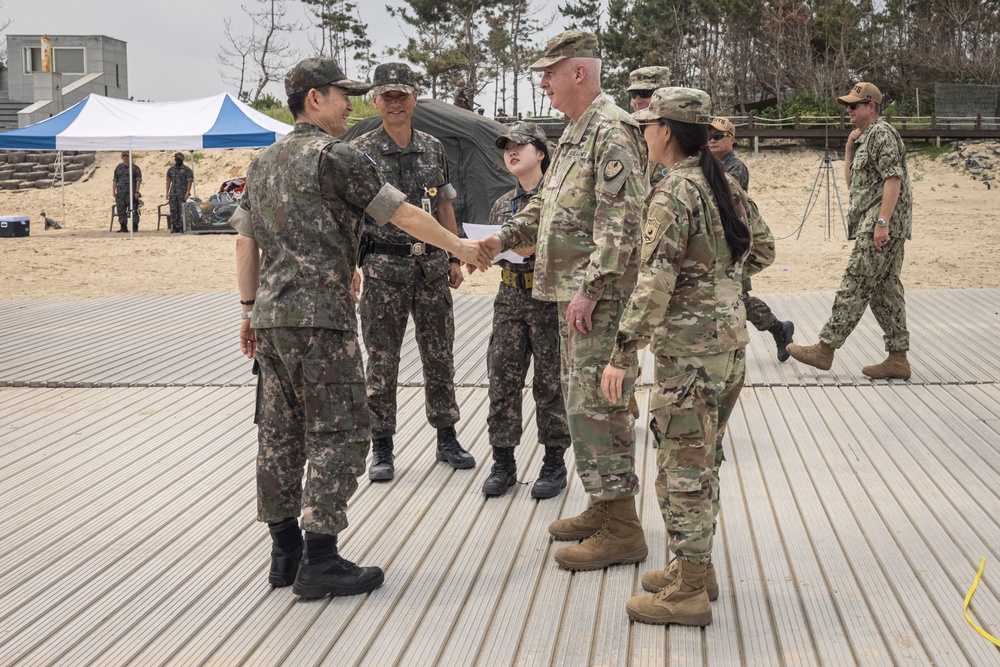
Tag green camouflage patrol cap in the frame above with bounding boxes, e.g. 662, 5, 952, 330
530, 30, 599, 71
372, 62, 419, 95
626, 66, 671, 92
284, 57, 371, 96
494, 120, 548, 149
633, 86, 713, 124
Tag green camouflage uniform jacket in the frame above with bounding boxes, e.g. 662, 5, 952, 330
240, 122, 406, 331
611, 156, 775, 364
351, 125, 457, 281
847, 117, 912, 240
488, 182, 540, 272
497, 93, 647, 302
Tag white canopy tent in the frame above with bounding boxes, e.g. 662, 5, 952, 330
0, 93, 292, 233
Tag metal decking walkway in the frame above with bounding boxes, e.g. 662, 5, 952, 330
1, 291, 998, 666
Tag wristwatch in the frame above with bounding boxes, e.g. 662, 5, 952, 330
241, 311, 253, 320
876, 218, 888, 228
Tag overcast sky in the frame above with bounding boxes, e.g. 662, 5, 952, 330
2, 0, 568, 112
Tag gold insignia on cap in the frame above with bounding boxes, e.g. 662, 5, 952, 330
642, 217, 660, 242
603, 159, 624, 181
426, 186, 438, 197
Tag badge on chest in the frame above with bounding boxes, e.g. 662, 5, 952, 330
422, 186, 437, 214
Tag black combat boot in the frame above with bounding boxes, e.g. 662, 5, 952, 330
531, 446, 568, 499
292, 532, 384, 598
482, 447, 517, 496
267, 517, 303, 587
436, 426, 475, 469
368, 436, 395, 482
768, 320, 795, 362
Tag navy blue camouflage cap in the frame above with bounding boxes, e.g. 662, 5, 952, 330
284, 57, 371, 96
633, 86, 713, 124
494, 121, 547, 149
372, 62, 419, 96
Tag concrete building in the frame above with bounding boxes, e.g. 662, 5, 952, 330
1, 34, 128, 129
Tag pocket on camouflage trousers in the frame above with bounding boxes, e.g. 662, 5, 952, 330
302, 360, 369, 434
649, 367, 700, 444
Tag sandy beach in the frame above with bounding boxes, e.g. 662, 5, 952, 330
1, 145, 997, 300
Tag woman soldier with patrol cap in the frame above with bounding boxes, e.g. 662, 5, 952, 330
601, 87, 774, 626
481, 121, 572, 500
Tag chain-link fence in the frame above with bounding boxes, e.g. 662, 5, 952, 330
934, 84, 1000, 130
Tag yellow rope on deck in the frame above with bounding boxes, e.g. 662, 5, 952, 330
964, 556, 1000, 648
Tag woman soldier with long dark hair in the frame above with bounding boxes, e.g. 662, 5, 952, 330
601, 88, 774, 626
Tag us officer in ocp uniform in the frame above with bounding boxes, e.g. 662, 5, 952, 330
481, 30, 649, 572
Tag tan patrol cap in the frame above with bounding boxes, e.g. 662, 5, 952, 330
633, 87, 712, 124
530, 30, 599, 71
837, 82, 882, 105
626, 66, 671, 92
709, 117, 736, 137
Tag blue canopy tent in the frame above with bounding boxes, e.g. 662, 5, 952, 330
0, 93, 292, 231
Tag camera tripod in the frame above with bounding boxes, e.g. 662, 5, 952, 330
795, 139, 848, 241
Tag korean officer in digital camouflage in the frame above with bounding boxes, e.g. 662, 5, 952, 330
351, 62, 475, 484
232, 57, 491, 600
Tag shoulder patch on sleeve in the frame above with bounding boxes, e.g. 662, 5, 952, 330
596, 142, 637, 197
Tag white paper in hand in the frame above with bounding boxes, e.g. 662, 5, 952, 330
463, 223, 525, 264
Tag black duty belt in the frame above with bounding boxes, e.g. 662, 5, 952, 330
501, 268, 534, 290
371, 240, 439, 257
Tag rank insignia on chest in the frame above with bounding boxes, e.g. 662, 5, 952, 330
642, 217, 660, 243
425, 186, 438, 197
604, 159, 624, 181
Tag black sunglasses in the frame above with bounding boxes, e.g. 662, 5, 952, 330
846, 100, 871, 111
709, 132, 731, 141
628, 89, 654, 100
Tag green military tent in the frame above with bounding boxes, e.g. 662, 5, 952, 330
343, 98, 516, 233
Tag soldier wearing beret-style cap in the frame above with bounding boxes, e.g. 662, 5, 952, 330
234, 57, 491, 601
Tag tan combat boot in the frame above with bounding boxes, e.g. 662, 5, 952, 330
786, 341, 835, 371
548, 501, 607, 541
642, 559, 720, 600
554, 497, 647, 570
862, 351, 911, 379
627, 559, 712, 626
